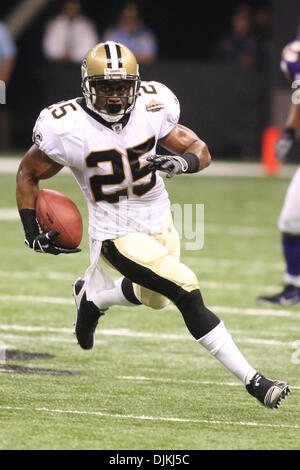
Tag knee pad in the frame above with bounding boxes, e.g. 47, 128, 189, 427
133, 284, 170, 310
156, 255, 199, 292
114, 232, 198, 291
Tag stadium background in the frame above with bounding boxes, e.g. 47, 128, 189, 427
1, 0, 299, 158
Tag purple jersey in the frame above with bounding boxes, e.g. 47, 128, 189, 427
280, 40, 300, 82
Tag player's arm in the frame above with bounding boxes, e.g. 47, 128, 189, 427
16, 145, 80, 254
16, 144, 63, 210
159, 124, 211, 171
147, 124, 211, 178
275, 103, 300, 162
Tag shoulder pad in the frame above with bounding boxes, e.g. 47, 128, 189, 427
39, 99, 80, 133
139, 81, 180, 115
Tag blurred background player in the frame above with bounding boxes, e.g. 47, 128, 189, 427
102, 2, 158, 64
257, 32, 300, 305
213, 4, 260, 71
0, 20, 17, 150
42, 0, 98, 64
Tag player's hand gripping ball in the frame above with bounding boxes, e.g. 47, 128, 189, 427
36, 189, 83, 250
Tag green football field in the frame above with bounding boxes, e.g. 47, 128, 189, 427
0, 164, 299, 450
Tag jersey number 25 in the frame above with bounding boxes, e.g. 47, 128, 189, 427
86, 136, 156, 203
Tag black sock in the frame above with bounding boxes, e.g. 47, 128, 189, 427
176, 289, 220, 339
121, 277, 142, 305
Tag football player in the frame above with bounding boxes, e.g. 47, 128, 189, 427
257, 33, 300, 304
16, 41, 290, 408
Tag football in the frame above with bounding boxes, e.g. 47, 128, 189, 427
36, 189, 83, 249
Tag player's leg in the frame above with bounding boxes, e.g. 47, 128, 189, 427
73, 227, 175, 350
100, 232, 289, 406
74, 225, 291, 407
95, 214, 179, 311
98, 254, 143, 307
258, 167, 300, 304
101, 234, 250, 368
99, 234, 290, 407
73, 277, 107, 350
131, 214, 180, 310
279, 167, 300, 296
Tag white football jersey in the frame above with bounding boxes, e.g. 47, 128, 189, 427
33, 81, 180, 241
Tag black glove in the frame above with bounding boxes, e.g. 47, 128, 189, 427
275, 128, 295, 162
19, 209, 81, 255
147, 153, 200, 178
28, 229, 81, 255
146, 155, 189, 178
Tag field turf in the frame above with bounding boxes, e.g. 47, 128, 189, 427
0, 165, 299, 451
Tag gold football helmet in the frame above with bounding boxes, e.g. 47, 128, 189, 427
81, 41, 140, 122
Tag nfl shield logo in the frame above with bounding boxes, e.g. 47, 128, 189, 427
112, 123, 123, 134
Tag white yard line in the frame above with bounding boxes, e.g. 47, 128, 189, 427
0, 405, 298, 429
0, 209, 19, 220
0, 293, 299, 317
0, 324, 73, 333
117, 375, 300, 391
163, 303, 298, 317
0, 294, 74, 305
203, 224, 276, 237
0, 158, 297, 178
117, 376, 242, 386
0, 158, 70, 175
0, 270, 74, 280
210, 305, 296, 317
183, 256, 284, 270
0, 324, 297, 347
0, 270, 284, 291
0, 333, 77, 344
194, 281, 282, 292
0, 210, 277, 238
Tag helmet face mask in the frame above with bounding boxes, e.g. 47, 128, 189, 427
82, 76, 140, 121
81, 42, 140, 122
